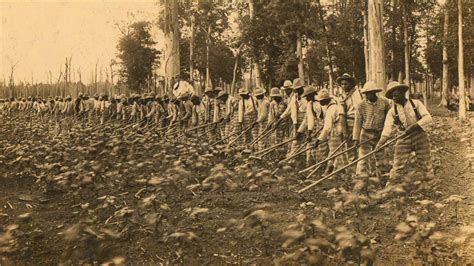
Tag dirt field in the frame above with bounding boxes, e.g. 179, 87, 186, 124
1, 102, 473, 265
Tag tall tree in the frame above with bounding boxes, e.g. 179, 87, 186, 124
402, 1, 411, 88
160, 0, 181, 92
248, 0, 263, 88
367, 0, 386, 89
117, 21, 160, 91
458, 0, 467, 120
441, 0, 450, 107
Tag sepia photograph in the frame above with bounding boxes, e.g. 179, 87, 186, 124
0, 0, 473, 264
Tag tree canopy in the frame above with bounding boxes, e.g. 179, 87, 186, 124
117, 21, 160, 92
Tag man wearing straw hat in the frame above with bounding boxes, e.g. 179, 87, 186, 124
278, 78, 306, 154
235, 87, 258, 145
268, 87, 287, 146
314, 88, 345, 175
297, 85, 325, 165
353, 81, 391, 180
282, 80, 293, 101
337, 73, 362, 167
376, 81, 434, 185
254, 87, 270, 150
216, 90, 237, 139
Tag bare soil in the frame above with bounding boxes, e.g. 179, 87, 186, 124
1, 102, 473, 265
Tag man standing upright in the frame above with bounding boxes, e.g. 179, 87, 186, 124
353, 81, 391, 179
278, 78, 306, 154
337, 73, 362, 167
254, 87, 270, 150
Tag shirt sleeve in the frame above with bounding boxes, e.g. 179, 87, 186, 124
381, 108, 396, 138
414, 100, 432, 131
213, 99, 219, 123
297, 105, 308, 133
290, 99, 298, 125
352, 103, 363, 141
318, 105, 337, 141
307, 102, 315, 131
280, 95, 293, 120
257, 100, 269, 123
337, 97, 346, 116
238, 99, 244, 123
226, 97, 233, 117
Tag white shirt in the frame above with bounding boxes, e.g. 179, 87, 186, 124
381, 99, 432, 138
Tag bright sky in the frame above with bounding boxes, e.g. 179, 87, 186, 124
0, 0, 161, 85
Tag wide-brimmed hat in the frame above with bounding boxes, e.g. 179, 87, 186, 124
214, 87, 222, 92
385, 81, 409, 99
239, 87, 249, 95
336, 73, 356, 86
316, 89, 331, 101
361, 81, 382, 94
283, 80, 293, 89
292, 78, 304, 89
270, 87, 282, 97
217, 91, 229, 99
253, 87, 266, 97
302, 86, 316, 98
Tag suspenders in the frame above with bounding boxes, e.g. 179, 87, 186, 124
393, 99, 422, 130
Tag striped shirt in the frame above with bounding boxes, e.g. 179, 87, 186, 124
353, 97, 391, 140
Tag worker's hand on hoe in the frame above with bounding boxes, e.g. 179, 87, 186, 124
375, 136, 388, 150
305, 130, 312, 143
296, 131, 304, 141
353, 139, 359, 148
405, 123, 421, 135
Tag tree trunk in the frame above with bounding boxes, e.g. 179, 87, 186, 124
458, 0, 466, 120
248, 0, 262, 88
316, 0, 335, 93
163, 0, 181, 93
402, 2, 410, 89
205, 24, 211, 90
441, 0, 450, 107
296, 31, 305, 81
190, 14, 195, 84
363, 9, 370, 82
231, 44, 243, 96
367, 0, 386, 90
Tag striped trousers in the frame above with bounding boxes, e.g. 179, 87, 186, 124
316, 131, 344, 170
257, 122, 269, 151
345, 119, 358, 162
355, 129, 385, 177
389, 130, 433, 181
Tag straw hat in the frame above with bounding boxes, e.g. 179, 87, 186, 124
283, 80, 293, 88
292, 78, 304, 89
336, 73, 356, 86
302, 86, 316, 98
217, 91, 229, 99
239, 87, 250, 95
385, 81, 409, 99
361, 81, 382, 93
253, 87, 266, 97
270, 87, 282, 97
316, 89, 331, 101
